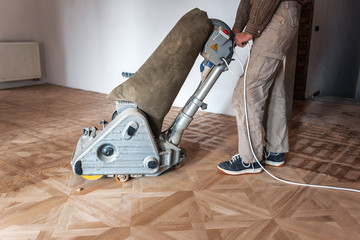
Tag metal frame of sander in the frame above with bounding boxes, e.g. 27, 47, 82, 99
71, 19, 235, 182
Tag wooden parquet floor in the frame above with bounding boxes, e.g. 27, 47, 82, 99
0, 84, 359, 240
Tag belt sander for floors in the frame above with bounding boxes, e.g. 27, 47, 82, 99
71, 8, 235, 182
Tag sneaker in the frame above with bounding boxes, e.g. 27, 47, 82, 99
217, 154, 263, 175
264, 149, 285, 167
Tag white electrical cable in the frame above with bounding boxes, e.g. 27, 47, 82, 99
221, 57, 242, 77
221, 48, 246, 77
224, 43, 360, 193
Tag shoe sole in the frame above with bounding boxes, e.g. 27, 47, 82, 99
265, 160, 284, 167
217, 166, 262, 175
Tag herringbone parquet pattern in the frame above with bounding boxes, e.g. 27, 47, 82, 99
0, 84, 359, 240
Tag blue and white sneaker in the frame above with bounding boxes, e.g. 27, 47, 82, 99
217, 154, 263, 175
264, 149, 285, 167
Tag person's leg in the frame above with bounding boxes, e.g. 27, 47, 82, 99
265, 61, 289, 154
236, 1, 300, 162
263, 2, 300, 166
218, 1, 300, 175
218, 52, 281, 175
232, 52, 282, 164
263, 61, 288, 167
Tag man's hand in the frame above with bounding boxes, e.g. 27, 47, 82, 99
234, 32, 253, 48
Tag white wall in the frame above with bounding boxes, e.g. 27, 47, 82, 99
0, 0, 42, 41
37, 0, 243, 116
306, 0, 360, 98
0, 0, 44, 89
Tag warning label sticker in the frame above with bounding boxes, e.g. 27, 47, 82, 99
211, 44, 218, 51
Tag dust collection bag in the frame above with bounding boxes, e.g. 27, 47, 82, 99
107, 8, 213, 136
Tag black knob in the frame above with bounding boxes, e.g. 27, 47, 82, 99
74, 161, 83, 175
147, 160, 158, 169
127, 126, 136, 136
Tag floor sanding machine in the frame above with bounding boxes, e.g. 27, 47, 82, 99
71, 19, 234, 182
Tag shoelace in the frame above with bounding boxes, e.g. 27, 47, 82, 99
229, 154, 253, 169
229, 154, 240, 164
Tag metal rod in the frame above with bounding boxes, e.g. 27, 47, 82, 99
168, 64, 226, 145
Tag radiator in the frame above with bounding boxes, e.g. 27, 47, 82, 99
0, 42, 42, 82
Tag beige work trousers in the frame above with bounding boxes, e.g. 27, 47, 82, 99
232, 1, 300, 163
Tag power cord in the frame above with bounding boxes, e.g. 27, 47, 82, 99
223, 42, 360, 193
221, 49, 245, 77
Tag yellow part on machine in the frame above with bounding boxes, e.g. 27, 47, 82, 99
81, 175, 103, 180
